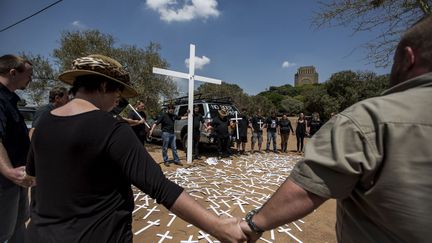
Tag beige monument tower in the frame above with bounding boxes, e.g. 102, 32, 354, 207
294, 66, 319, 86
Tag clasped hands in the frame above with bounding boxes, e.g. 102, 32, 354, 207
213, 216, 262, 243
6, 166, 36, 188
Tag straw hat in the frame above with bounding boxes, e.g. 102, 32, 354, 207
58, 54, 137, 98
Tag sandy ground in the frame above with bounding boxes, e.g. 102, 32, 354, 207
132, 126, 337, 243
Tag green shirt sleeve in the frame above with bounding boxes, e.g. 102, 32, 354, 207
289, 113, 380, 199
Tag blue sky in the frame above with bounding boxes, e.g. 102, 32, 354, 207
0, 0, 391, 95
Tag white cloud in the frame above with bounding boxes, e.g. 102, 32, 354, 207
185, 55, 211, 69
282, 61, 296, 68
71, 20, 87, 29
146, 0, 220, 23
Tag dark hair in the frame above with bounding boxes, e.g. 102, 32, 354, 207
70, 75, 124, 96
49, 86, 68, 103
0, 54, 32, 75
167, 104, 175, 110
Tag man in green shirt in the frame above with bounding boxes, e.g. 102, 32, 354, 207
241, 15, 432, 243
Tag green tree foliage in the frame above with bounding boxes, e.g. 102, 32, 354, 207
313, 0, 431, 67
21, 53, 58, 106
280, 96, 304, 115
196, 81, 249, 109
52, 30, 177, 114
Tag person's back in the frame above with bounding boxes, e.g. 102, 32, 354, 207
323, 74, 432, 242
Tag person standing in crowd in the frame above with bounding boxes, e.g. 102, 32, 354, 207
192, 105, 206, 160
209, 109, 232, 158
240, 16, 432, 243
308, 112, 322, 137
250, 110, 265, 153
265, 112, 279, 153
278, 113, 294, 153
0, 54, 35, 243
295, 112, 307, 153
26, 54, 246, 242
127, 100, 148, 145
29, 86, 69, 138
235, 108, 249, 154
149, 104, 183, 166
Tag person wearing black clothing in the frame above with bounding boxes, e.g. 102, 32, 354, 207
0, 55, 34, 243
192, 105, 205, 159
295, 112, 307, 153
250, 111, 265, 153
278, 114, 294, 153
265, 112, 279, 153
210, 110, 231, 157
308, 112, 322, 137
150, 104, 182, 166
235, 109, 249, 154
26, 54, 246, 243
127, 100, 148, 144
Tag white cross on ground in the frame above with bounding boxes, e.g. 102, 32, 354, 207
198, 230, 215, 243
153, 44, 222, 163
132, 203, 147, 214
278, 226, 302, 243
134, 219, 160, 235
230, 111, 243, 139
166, 213, 177, 227
181, 235, 199, 243
143, 205, 160, 219
156, 230, 173, 243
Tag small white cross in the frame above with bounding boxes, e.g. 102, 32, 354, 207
132, 203, 147, 214
257, 120, 264, 130
278, 226, 303, 243
143, 205, 160, 219
198, 230, 214, 243
166, 213, 177, 227
181, 235, 199, 243
134, 219, 160, 235
156, 231, 173, 243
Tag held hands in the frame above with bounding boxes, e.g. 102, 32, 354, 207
240, 220, 261, 243
213, 216, 247, 242
6, 166, 36, 188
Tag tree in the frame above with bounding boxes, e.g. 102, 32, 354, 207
196, 82, 249, 110
21, 53, 58, 106
52, 30, 177, 114
313, 0, 432, 67
325, 70, 363, 110
280, 96, 304, 115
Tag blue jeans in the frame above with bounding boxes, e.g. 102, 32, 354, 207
162, 132, 179, 162
266, 131, 277, 152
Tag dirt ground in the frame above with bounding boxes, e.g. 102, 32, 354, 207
132, 125, 337, 243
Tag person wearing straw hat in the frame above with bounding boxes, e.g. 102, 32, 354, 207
25, 54, 246, 242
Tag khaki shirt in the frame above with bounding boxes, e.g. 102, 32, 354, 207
290, 72, 432, 243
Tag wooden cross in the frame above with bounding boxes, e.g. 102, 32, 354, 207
153, 44, 222, 163
230, 111, 242, 139
134, 219, 160, 235
181, 235, 199, 243
143, 205, 160, 219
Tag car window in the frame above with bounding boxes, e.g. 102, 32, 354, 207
208, 103, 238, 117
178, 105, 188, 117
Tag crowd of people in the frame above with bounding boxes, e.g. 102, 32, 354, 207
0, 15, 431, 243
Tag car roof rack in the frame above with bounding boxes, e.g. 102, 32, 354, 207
162, 93, 233, 106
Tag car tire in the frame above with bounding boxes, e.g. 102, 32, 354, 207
182, 133, 188, 152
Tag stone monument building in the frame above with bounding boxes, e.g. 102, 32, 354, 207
294, 66, 319, 86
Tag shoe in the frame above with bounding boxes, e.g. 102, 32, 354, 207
164, 161, 170, 167
174, 161, 182, 165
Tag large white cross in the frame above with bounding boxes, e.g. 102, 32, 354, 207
153, 44, 222, 163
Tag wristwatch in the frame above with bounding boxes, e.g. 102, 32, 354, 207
245, 208, 264, 234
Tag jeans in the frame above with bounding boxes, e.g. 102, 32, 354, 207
266, 131, 277, 152
0, 186, 28, 243
162, 132, 179, 162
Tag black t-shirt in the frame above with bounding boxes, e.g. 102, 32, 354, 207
128, 110, 147, 137
0, 84, 30, 188
193, 113, 204, 135
237, 115, 248, 137
32, 103, 55, 128
155, 112, 179, 134
26, 110, 183, 242
211, 116, 230, 138
309, 119, 322, 136
265, 116, 279, 133
250, 116, 265, 132
279, 119, 293, 134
